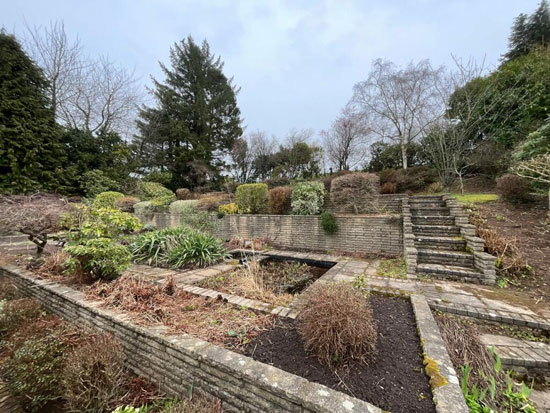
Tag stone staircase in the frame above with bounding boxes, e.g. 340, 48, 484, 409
410, 195, 487, 283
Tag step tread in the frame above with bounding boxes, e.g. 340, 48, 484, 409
417, 263, 481, 276
416, 248, 473, 257
414, 235, 465, 242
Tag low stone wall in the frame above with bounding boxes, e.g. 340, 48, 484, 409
136, 214, 403, 256
324, 194, 406, 214
0, 265, 381, 413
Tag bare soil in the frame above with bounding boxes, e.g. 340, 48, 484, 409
241, 295, 435, 413
477, 199, 550, 303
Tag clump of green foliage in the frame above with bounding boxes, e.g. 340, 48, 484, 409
130, 226, 227, 268
291, 181, 325, 215
376, 258, 407, 279
64, 238, 132, 280
93, 191, 125, 208
320, 211, 338, 234
181, 211, 220, 234
169, 200, 198, 215
452, 193, 499, 204
133, 201, 154, 215
81, 170, 120, 197
219, 202, 238, 215
236, 183, 268, 214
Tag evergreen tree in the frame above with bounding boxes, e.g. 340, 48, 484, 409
0, 31, 62, 193
136, 36, 242, 190
503, 1, 550, 62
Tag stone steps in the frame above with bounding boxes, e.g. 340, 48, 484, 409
411, 207, 451, 216
416, 263, 484, 282
411, 215, 455, 226
414, 236, 467, 251
417, 248, 475, 267
412, 224, 460, 237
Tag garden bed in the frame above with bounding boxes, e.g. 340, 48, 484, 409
241, 294, 436, 413
197, 256, 331, 306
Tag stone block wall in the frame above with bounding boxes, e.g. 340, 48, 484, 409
0, 265, 380, 413
136, 214, 403, 256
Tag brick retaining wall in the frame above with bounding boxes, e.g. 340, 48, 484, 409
0, 265, 381, 413
136, 214, 403, 256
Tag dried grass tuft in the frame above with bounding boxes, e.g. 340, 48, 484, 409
297, 282, 377, 367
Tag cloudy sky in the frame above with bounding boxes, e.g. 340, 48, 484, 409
1, 0, 538, 140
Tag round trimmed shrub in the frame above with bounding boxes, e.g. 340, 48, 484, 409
236, 183, 269, 214
176, 188, 191, 200
93, 191, 124, 209
169, 200, 198, 215
268, 186, 292, 215
138, 182, 174, 200
496, 174, 529, 203
114, 196, 140, 213
320, 211, 338, 234
133, 201, 154, 215
330, 172, 380, 214
297, 282, 377, 367
290, 182, 325, 215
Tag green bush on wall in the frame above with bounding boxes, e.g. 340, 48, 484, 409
236, 183, 268, 214
320, 211, 338, 234
169, 200, 198, 214
93, 191, 124, 208
291, 181, 325, 215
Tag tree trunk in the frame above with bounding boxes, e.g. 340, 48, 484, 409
401, 144, 408, 170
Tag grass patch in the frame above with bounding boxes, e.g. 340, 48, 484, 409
376, 258, 407, 279
452, 193, 499, 204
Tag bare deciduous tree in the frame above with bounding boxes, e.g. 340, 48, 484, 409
351, 59, 444, 169
24, 21, 142, 137
513, 154, 550, 218
321, 106, 370, 171
422, 56, 520, 191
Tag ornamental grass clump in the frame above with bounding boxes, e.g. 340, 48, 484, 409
297, 282, 377, 367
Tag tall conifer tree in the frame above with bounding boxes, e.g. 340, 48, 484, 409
0, 31, 62, 193
136, 36, 242, 190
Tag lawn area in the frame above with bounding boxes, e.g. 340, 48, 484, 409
452, 193, 499, 204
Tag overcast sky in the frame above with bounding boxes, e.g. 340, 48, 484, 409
1, 0, 538, 141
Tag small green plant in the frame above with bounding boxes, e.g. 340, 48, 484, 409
169, 200, 198, 215
376, 258, 407, 279
352, 274, 371, 298
291, 181, 325, 215
166, 231, 228, 268
79, 207, 142, 239
129, 227, 193, 266
93, 191, 125, 208
236, 183, 269, 214
320, 211, 338, 234
65, 238, 132, 280
138, 182, 174, 200
219, 202, 238, 215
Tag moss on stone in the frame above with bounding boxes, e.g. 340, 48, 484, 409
423, 355, 447, 389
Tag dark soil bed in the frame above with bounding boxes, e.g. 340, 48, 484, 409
477, 200, 550, 304
241, 295, 435, 413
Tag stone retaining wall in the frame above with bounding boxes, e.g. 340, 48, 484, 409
0, 265, 381, 413
136, 214, 403, 256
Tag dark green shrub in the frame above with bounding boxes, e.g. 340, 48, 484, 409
62, 333, 126, 413
150, 194, 176, 211
143, 170, 172, 186
268, 186, 292, 214
64, 238, 132, 280
320, 211, 338, 234
2, 330, 66, 411
236, 183, 269, 214
265, 177, 290, 189
330, 172, 380, 214
167, 231, 227, 268
93, 191, 124, 208
496, 174, 529, 203
138, 182, 174, 200
291, 182, 325, 215
81, 170, 120, 198
114, 196, 140, 212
